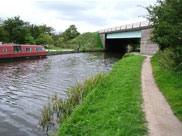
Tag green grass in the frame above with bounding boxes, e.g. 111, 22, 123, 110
45, 46, 73, 51
65, 32, 104, 50
58, 55, 147, 136
151, 52, 182, 121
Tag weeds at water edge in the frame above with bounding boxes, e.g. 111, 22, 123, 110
39, 73, 104, 135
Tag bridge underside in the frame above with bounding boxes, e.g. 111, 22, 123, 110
104, 30, 141, 52
105, 38, 140, 52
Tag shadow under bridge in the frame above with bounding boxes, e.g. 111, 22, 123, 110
105, 30, 141, 52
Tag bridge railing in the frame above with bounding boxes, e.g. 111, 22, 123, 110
98, 21, 152, 34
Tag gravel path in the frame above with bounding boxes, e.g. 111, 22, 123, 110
142, 56, 182, 136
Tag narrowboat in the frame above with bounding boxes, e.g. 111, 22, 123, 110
0, 44, 48, 61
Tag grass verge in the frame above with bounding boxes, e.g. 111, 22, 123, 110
58, 55, 147, 136
151, 52, 182, 121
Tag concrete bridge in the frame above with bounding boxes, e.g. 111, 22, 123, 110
98, 21, 159, 55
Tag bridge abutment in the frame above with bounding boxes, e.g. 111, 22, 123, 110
140, 28, 159, 55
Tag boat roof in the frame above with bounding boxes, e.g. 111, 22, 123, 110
0, 44, 44, 47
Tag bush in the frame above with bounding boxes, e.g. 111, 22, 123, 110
147, 0, 182, 73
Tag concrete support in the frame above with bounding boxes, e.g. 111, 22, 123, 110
140, 28, 159, 55
99, 34, 106, 48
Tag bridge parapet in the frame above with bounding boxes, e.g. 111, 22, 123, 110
98, 21, 153, 34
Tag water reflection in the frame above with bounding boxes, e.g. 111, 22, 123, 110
0, 52, 122, 136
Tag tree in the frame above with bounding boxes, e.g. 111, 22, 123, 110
147, 0, 182, 72
146, 0, 182, 50
38, 24, 54, 35
62, 25, 80, 42
29, 24, 41, 40
3, 16, 29, 44
36, 33, 54, 45
55, 37, 64, 46
0, 25, 9, 43
25, 33, 35, 44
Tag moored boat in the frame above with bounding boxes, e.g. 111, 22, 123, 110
0, 44, 48, 61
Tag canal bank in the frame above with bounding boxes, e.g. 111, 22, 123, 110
44, 54, 147, 136
0, 52, 121, 136
47, 49, 105, 56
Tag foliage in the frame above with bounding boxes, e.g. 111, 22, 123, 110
36, 33, 54, 45
25, 33, 35, 44
58, 55, 146, 136
2, 16, 29, 44
64, 32, 103, 50
55, 37, 64, 46
0, 16, 77, 47
0, 25, 9, 42
29, 24, 41, 39
151, 51, 182, 121
147, 0, 182, 50
153, 48, 175, 71
0, 16, 102, 50
147, 0, 182, 72
39, 74, 105, 134
61, 25, 80, 42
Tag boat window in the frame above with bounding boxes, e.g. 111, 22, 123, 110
13, 46, 21, 53
35, 47, 44, 51
3, 48, 7, 52
26, 47, 31, 52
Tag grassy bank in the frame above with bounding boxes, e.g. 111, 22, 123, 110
40, 74, 105, 134
151, 52, 182, 121
57, 55, 146, 136
47, 32, 103, 51
67, 32, 103, 50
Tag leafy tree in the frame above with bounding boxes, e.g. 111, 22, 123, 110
147, 0, 182, 50
25, 33, 35, 44
36, 33, 54, 45
38, 24, 54, 35
3, 16, 29, 44
0, 25, 9, 43
55, 37, 64, 46
147, 0, 182, 72
29, 24, 41, 40
62, 25, 80, 42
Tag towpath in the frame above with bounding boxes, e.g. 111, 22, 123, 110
141, 56, 182, 136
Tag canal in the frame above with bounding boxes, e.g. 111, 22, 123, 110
0, 52, 122, 136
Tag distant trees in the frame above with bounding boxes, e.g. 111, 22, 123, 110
36, 33, 54, 45
0, 16, 80, 47
61, 25, 80, 42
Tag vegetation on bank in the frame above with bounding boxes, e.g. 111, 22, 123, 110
0, 16, 104, 51
147, 0, 182, 72
147, 0, 182, 121
46, 32, 104, 51
56, 55, 146, 136
39, 74, 105, 134
151, 51, 182, 121
64, 32, 103, 50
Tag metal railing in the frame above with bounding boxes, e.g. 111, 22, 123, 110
98, 21, 153, 34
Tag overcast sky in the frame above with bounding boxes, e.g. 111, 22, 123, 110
0, 0, 156, 33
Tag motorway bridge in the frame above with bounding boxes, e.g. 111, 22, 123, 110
98, 21, 159, 55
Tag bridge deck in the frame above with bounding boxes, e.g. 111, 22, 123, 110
107, 30, 141, 39
98, 21, 152, 34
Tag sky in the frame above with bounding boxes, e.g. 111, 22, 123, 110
0, 0, 157, 33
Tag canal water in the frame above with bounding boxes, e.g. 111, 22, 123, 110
0, 52, 122, 136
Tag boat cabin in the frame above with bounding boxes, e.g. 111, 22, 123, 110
0, 44, 48, 60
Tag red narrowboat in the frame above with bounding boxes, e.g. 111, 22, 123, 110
0, 44, 48, 61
